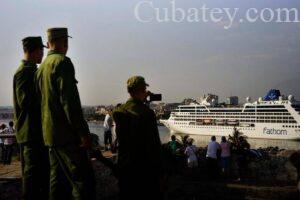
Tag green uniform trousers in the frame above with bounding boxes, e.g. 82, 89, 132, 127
22, 143, 49, 200
49, 144, 95, 200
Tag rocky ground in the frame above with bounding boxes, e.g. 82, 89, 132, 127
0, 160, 22, 200
0, 148, 299, 200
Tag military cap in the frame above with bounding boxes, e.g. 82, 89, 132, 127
22, 36, 46, 50
47, 27, 72, 41
127, 76, 149, 91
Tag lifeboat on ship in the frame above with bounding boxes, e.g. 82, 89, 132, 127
227, 119, 239, 125
203, 119, 212, 124
196, 119, 203, 125
215, 119, 225, 125
239, 123, 251, 127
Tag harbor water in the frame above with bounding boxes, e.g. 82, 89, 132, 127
88, 122, 300, 150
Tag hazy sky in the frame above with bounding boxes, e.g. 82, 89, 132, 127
0, 0, 300, 106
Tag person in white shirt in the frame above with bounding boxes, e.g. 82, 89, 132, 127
103, 110, 113, 151
206, 136, 220, 179
184, 138, 198, 168
0, 124, 5, 164
3, 121, 15, 165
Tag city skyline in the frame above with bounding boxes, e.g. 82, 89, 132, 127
0, 0, 300, 106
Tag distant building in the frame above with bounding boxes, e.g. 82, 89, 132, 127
82, 106, 96, 115
0, 107, 14, 120
182, 98, 198, 105
199, 94, 219, 106
95, 106, 107, 115
226, 96, 239, 106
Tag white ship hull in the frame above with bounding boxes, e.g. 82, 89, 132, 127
161, 90, 300, 140
160, 120, 300, 140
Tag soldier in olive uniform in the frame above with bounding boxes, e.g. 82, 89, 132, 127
113, 76, 163, 200
13, 37, 49, 200
35, 28, 95, 200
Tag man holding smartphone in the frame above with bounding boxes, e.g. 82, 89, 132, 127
113, 76, 163, 200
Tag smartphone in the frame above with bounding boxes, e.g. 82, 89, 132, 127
149, 94, 162, 102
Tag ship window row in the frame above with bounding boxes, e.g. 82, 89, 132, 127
243, 110, 289, 113
174, 119, 296, 123
178, 105, 286, 109
181, 106, 206, 108
173, 116, 293, 119
256, 109, 288, 112
174, 110, 208, 113
240, 120, 255, 122
174, 117, 296, 121
173, 118, 290, 122
291, 105, 300, 109
257, 120, 297, 123
257, 113, 290, 115
174, 118, 297, 123
256, 105, 285, 108
246, 108, 287, 110
176, 125, 255, 130
174, 112, 290, 115
178, 107, 196, 109
257, 116, 294, 119
174, 122, 187, 125
244, 110, 289, 112
174, 117, 255, 120
186, 113, 256, 116
175, 114, 292, 117
283, 125, 300, 128
243, 106, 286, 108
184, 113, 289, 116
208, 110, 243, 112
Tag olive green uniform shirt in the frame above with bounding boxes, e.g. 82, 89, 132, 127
113, 98, 162, 174
13, 60, 43, 144
36, 50, 89, 147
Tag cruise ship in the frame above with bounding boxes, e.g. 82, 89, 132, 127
161, 90, 300, 140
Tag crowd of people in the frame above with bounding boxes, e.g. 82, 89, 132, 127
167, 133, 251, 181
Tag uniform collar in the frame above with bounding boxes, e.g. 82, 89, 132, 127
21, 60, 37, 68
47, 50, 65, 56
127, 97, 144, 105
